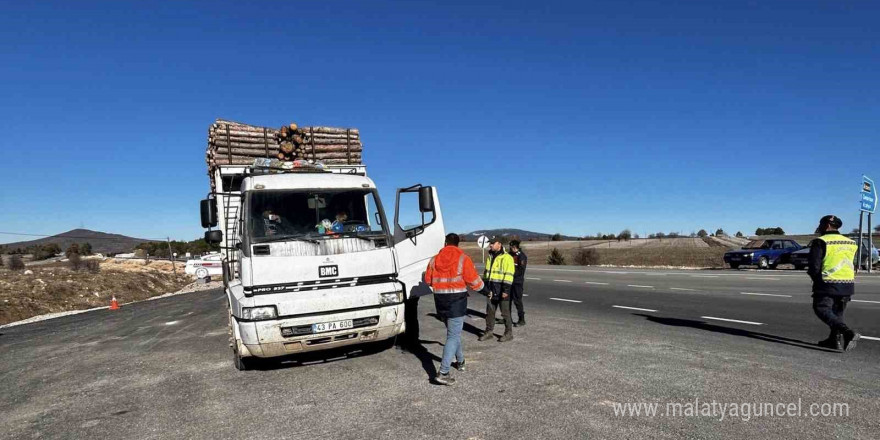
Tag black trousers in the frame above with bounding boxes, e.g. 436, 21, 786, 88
403, 295, 420, 344
812, 295, 850, 333
510, 282, 525, 320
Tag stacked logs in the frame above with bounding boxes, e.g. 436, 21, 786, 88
206, 119, 363, 169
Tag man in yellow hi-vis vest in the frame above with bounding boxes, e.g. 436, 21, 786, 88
809, 215, 861, 352
479, 237, 516, 342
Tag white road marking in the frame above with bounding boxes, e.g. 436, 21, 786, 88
602, 271, 630, 274
550, 297, 582, 303
862, 336, 880, 341
701, 316, 764, 326
852, 299, 880, 304
523, 294, 529, 297
612, 305, 658, 312
670, 287, 698, 292
746, 277, 779, 281
584, 281, 609, 285
526, 277, 542, 280
627, 285, 654, 288
740, 292, 792, 298
553, 279, 573, 283
643, 273, 667, 276
691, 275, 719, 278
165, 321, 179, 326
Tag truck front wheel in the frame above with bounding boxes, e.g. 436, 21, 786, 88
233, 347, 254, 371
758, 257, 769, 270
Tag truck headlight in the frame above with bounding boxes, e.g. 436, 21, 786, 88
379, 291, 403, 305
242, 306, 278, 321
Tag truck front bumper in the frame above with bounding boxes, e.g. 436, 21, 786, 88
235, 303, 405, 358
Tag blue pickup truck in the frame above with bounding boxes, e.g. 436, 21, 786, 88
723, 239, 802, 270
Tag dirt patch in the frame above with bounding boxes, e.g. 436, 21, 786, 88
0, 260, 193, 326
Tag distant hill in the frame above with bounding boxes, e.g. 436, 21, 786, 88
460, 228, 580, 242
0, 229, 149, 255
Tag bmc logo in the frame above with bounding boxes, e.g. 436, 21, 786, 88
319, 265, 339, 278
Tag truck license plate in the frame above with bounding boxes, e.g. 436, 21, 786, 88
312, 320, 353, 333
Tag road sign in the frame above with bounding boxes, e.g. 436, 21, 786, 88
477, 235, 489, 250
861, 175, 876, 213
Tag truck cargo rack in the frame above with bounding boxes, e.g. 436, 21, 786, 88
241, 164, 365, 177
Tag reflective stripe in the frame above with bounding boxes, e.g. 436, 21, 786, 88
822, 258, 852, 278
433, 287, 467, 294
434, 276, 464, 283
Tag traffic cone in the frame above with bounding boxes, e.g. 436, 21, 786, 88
109, 295, 120, 310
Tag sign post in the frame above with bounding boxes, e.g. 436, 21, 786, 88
477, 235, 489, 264
859, 176, 876, 273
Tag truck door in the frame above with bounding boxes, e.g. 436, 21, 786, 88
393, 185, 445, 299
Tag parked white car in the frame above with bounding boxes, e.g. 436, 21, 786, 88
184, 254, 224, 279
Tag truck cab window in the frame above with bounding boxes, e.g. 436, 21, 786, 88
397, 190, 435, 231
248, 189, 388, 243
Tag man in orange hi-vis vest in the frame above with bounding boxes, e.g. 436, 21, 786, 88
425, 233, 485, 386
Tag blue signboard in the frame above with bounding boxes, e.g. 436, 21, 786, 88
861, 175, 876, 213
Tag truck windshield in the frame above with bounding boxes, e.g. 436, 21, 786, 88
248, 189, 388, 243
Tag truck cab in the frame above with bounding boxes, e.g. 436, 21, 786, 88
201, 163, 444, 370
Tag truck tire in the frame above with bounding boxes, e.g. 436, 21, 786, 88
729, 263, 740, 269
233, 347, 254, 371
758, 257, 769, 270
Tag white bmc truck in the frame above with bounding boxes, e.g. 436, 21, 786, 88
201, 161, 444, 370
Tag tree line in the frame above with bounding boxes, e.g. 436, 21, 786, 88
133, 238, 219, 259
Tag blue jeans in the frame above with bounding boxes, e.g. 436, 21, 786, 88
439, 316, 464, 374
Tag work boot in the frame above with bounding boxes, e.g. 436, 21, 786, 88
434, 372, 455, 386
817, 331, 842, 351
452, 359, 466, 372
478, 331, 495, 341
843, 330, 861, 352
498, 332, 514, 342
514, 316, 526, 327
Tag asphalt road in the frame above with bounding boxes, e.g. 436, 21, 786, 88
1, 266, 878, 439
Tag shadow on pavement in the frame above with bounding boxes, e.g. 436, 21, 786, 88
427, 312, 483, 337
635, 314, 839, 353
249, 339, 399, 371
467, 308, 487, 319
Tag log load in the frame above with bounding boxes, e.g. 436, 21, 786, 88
206, 119, 364, 173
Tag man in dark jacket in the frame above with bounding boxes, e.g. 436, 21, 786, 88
425, 233, 484, 385
808, 215, 861, 352
508, 240, 528, 326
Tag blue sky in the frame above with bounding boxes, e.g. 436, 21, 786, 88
1, 1, 878, 243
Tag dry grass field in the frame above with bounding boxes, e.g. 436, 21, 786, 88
460, 239, 733, 268
0, 259, 193, 326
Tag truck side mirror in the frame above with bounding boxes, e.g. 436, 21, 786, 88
204, 230, 223, 244
418, 186, 434, 213
201, 199, 217, 228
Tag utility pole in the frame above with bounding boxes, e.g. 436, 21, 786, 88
166, 237, 176, 274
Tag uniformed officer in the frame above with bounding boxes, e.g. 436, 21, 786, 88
479, 237, 516, 342
809, 215, 861, 351
508, 240, 528, 326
